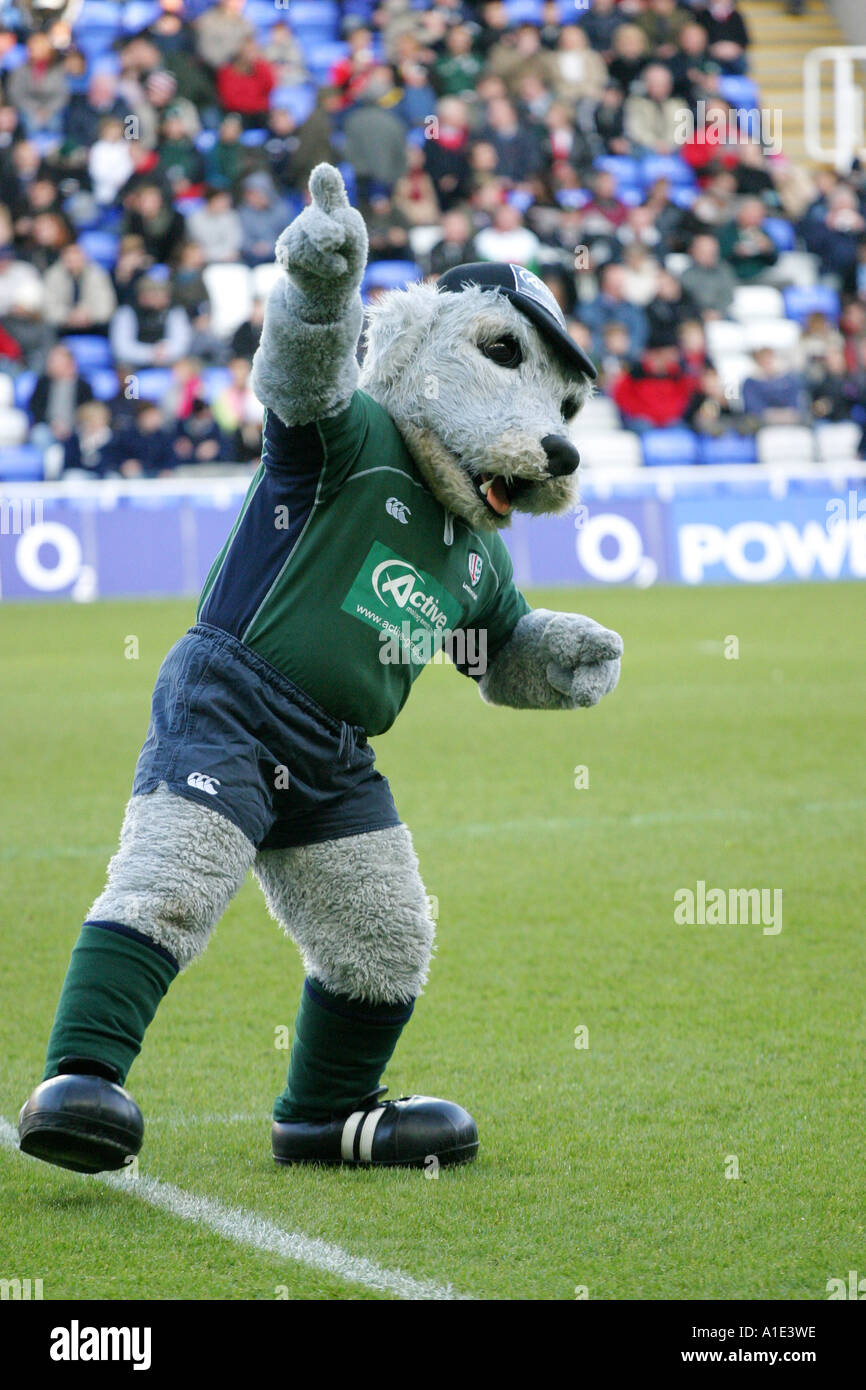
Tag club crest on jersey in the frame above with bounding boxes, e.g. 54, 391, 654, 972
468, 551, 483, 586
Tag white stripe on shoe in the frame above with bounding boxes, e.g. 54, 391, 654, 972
357, 1106, 387, 1163
340, 1110, 365, 1163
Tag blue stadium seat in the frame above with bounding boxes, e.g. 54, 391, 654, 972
88, 368, 121, 401
618, 185, 644, 206
593, 155, 640, 187
763, 217, 796, 252
504, 0, 544, 23
30, 132, 62, 157
136, 369, 174, 401
698, 433, 759, 465
718, 75, 760, 109
0, 44, 26, 72
76, 0, 124, 26
783, 286, 841, 324
194, 129, 218, 152
0, 446, 43, 481
285, 1, 339, 30
670, 186, 697, 208
202, 366, 232, 402
555, 189, 591, 209
74, 28, 122, 59
342, 0, 376, 18
639, 154, 695, 188
240, 128, 268, 146
14, 371, 37, 410
337, 161, 357, 205
79, 230, 120, 270
363, 260, 423, 294
642, 428, 699, 467
122, 1, 161, 31
62, 336, 113, 371
306, 41, 350, 77
271, 85, 317, 124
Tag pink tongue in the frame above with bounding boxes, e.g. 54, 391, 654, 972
485, 477, 511, 516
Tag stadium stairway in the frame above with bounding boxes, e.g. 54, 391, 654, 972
740, 0, 862, 169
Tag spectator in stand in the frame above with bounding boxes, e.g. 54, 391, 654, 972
801, 185, 866, 294
216, 38, 275, 123
433, 23, 483, 96
474, 202, 541, 267
393, 142, 442, 226
583, 262, 649, 359
487, 22, 556, 98
424, 96, 472, 211
237, 172, 289, 266
646, 267, 699, 341
88, 116, 136, 207
717, 197, 778, 281
261, 20, 309, 87
426, 208, 475, 276
697, 0, 751, 77
685, 366, 756, 436
680, 95, 738, 176
156, 108, 206, 196
173, 240, 211, 319
582, 169, 629, 232
343, 71, 409, 198
194, 0, 254, 72
591, 81, 629, 155
621, 241, 660, 307
173, 397, 231, 465
637, 0, 691, 61
211, 355, 263, 462
186, 186, 244, 262
63, 401, 122, 477
110, 269, 193, 366
742, 348, 808, 424
625, 63, 686, 155
29, 343, 94, 447
230, 297, 264, 359
122, 182, 188, 265
7, 31, 67, 134
43, 242, 117, 337
290, 87, 340, 186
669, 22, 717, 104
330, 22, 378, 109
551, 26, 608, 105
114, 400, 179, 477
607, 24, 650, 94
261, 106, 298, 187
364, 188, 412, 262
579, 0, 624, 57
482, 96, 545, 182
810, 344, 860, 424
63, 68, 127, 153
681, 233, 737, 317
613, 325, 698, 430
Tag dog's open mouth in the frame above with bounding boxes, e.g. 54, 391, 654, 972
477, 474, 532, 517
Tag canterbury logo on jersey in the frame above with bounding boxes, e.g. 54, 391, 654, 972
187, 772, 220, 795
385, 496, 410, 524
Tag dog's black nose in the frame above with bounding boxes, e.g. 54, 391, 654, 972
541, 434, 581, 477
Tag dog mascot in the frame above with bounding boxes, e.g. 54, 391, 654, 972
19, 165, 622, 1172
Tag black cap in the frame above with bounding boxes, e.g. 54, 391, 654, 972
436, 261, 597, 381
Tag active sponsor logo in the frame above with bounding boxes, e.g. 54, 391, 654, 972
342, 542, 463, 661
468, 551, 483, 586
385, 496, 411, 524
186, 772, 220, 795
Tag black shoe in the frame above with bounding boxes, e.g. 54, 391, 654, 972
17, 1059, 144, 1174
272, 1090, 479, 1168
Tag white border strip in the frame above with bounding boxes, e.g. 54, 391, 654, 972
0, 1117, 467, 1301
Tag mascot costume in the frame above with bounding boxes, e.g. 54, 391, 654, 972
19, 166, 622, 1172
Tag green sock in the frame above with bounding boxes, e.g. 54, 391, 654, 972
43, 922, 179, 1086
274, 978, 414, 1123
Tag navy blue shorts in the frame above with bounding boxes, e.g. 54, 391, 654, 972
132, 623, 400, 850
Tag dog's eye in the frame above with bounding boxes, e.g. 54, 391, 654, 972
562, 396, 579, 422
479, 335, 523, 369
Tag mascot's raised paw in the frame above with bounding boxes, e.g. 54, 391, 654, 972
541, 611, 623, 707
274, 163, 368, 289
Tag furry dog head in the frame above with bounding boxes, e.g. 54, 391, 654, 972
359, 265, 595, 532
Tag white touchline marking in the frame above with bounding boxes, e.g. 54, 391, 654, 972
0, 1117, 468, 1301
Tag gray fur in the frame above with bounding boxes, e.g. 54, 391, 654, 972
479, 609, 622, 710
250, 163, 592, 528
250, 163, 368, 426
254, 825, 435, 1005
88, 783, 256, 969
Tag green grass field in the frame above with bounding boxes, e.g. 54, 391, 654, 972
1, 583, 864, 1301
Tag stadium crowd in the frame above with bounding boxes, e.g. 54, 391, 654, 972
1, 0, 866, 478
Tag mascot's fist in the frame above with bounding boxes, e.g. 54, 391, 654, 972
541, 611, 622, 707
275, 163, 368, 292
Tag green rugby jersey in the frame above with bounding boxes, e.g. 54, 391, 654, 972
197, 390, 530, 736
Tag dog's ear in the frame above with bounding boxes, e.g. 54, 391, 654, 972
361, 281, 442, 391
